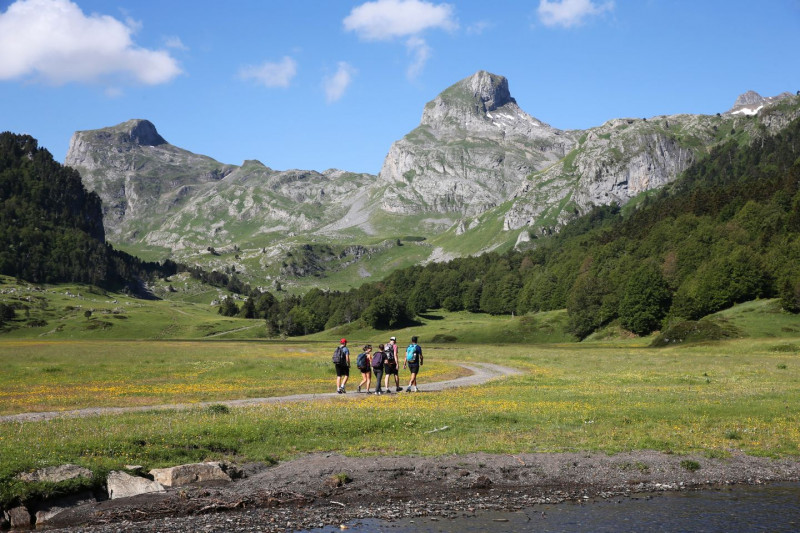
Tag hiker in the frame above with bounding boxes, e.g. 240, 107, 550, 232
403, 336, 423, 392
356, 344, 373, 393
333, 338, 351, 394
372, 343, 386, 394
384, 336, 401, 392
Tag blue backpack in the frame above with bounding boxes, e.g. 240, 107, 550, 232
356, 352, 368, 368
406, 343, 420, 363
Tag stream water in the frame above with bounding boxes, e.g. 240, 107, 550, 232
303, 483, 800, 532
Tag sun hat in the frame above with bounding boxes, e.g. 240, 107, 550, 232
390, 336, 396, 341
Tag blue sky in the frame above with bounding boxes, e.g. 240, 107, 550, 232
1, 0, 799, 174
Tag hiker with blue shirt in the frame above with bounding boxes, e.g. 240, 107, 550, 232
403, 336, 423, 392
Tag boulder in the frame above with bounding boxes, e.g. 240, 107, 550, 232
34, 491, 96, 527
149, 462, 233, 487
16, 464, 93, 483
107, 471, 165, 500
4, 506, 30, 529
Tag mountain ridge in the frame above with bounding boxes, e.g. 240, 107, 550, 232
63, 72, 800, 293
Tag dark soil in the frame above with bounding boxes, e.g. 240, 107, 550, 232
43, 451, 800, 532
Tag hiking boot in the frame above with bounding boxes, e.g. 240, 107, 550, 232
396, 386, 402, 392
406, 386, 412, 392
357, 385, 361, 393
337, 388, 342, 394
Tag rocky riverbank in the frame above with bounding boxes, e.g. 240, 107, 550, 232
35, 450, 800, 532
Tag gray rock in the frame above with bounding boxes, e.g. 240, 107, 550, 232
34, 491, 96, 527
149, 462, 233, 487
4, 506, 30, 529
16, 464, 93, 483
378, 71, 576, 217
107, 471, 165, 499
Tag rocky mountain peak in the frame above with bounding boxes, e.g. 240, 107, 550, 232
728, 90, 796, 116
122, 119, 167, 146
462, 70, 515, 112
420, 71, 519, 129
733, 90, 764, 107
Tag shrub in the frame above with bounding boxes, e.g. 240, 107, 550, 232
680, 460, 701, 472
650, 320, 738, 347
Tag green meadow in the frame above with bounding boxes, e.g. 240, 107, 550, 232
1, 278, 799, 507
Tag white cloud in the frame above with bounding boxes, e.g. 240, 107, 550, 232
344, 0, 457, 40
405, 36, 431, 80
239, 56, 297, 88
344, 0, 456, 79
538, 0, 614, 28
324, 62, 356, 103
0, 0, 181, 85
165, 36, 188, 51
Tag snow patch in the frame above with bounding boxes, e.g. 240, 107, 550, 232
731, 105, 763, 116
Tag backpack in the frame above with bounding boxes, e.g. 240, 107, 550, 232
332, 346, 344, 364
385, 349, 396, 365
356, 352, 368, 368
371, 350, 384, 368
406, 343, 419, 363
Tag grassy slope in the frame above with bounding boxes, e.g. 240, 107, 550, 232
303, 309, 577, 345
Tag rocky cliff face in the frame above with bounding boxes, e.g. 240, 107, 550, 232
65, 120, 375, 251
378, 76, 800, 236
65, 120, 235, 241
378, 71, 577, 217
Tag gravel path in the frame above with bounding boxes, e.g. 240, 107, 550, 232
0, 362, 522, 423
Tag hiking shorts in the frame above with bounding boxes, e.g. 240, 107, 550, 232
335, 363, 350, 377
407, 363, 420, 374
384, 364, 398, 375
358, 366, 370, 374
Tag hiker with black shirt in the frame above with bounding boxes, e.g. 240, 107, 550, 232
356, 344, 373, 393
372, 343, 386, 394
384, 336, 401, 392
403, 336, 423, 392
333, 338, 351, 394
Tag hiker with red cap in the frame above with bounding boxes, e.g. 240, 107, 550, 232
332, 338, 351, 394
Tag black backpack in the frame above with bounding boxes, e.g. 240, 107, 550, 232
385, 349, 396, 365
371, 350, 384, 368
332, 346, 345, 364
